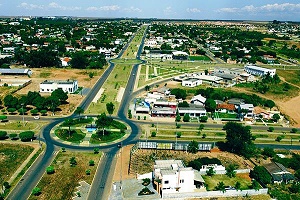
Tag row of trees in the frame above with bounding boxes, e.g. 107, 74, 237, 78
3, 89, 68, 114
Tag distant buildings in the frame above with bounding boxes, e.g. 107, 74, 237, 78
40, 79, 78, 94
0, 68, 33, 76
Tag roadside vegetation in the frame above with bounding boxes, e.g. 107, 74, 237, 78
28, 151, 101, 200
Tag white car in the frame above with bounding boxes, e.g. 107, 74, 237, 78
33, 116, 40, 120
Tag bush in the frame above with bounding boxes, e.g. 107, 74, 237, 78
94, 148, 99, 154
183, 113, 190, 122
200, 116, 208, 122
151, 131, 156, 137
176, 132, 181, 138
276, 135, 284, 142
32, 187, 41, 196
70, 157, 77, 166
3, 182, 10, 189
142, 178, 151, 186
138, 187, 154, 196
19, 131, 34, 142
86, 169, 91, 175
46, 166, 55, 174
0, 131, 7, 140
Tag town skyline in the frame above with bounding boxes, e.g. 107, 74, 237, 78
1, 0, 300, 22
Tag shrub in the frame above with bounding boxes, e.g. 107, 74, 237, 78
70, 157, 77, 166
142, 178, 151, 186
144, 116, 146, 120
268, 127, 274, 132
32, 187, 41, 196
176, 132, 181, 138
9, 133, 18, 140
202, 133, 207, 139
61, 147, 66, 152
46, 166, 55, 174
137, 116, 140, 120
138, 187, 154, 196
86, 169, 91, 175
19, 131, 34, 142
94, 148, 99, 154
200, 116, 208, 122
3, 182, 10, 189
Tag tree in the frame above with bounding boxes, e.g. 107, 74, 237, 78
175, 114, 181, 122
170, 88, 187, 99
95, 113, 112, 136
18, 107, 27, 115
215, 181, 226, 193
0, 131, 7, 140
74, 107, 84, 119
64, 118, 73, 137
145, 85, 150, 91
262, 147, 276, 158
94, 148, 99, 154
46, 166, 55, 174
199, 124, 205, 131
46, 96, 60, 114
251, 180, 260, 191
224, 122, 256, 158
30, 109, 39, 115
183, 113, 190, 122
51, 88, 68, 103
268, 127, 274, 132
204, 98, 216, 113
70, 157, 77, 166
19, 131, 34, 142
265, 100, 275, 110
272, 114, 280, 122
178, 101, 189, 107
187, 140, 199, 153
106, 102, 115, 117
206, 167, 216, 176
32, 187, 41, 196
7, 108, 16, 114
70, 51, 88, 69
289, 182, 300, 193
226, 164, 238, 178
175, 132, 181, 138
291, 128, 298, 133
3, 182, 10, 189
250, 166, 271, 185
89, 160, 95, 166
151, 131, 156, 137
235, 181, 241, 191
188, 159, 202, 170
9, 133, 17, 140
86, 169, 91, 175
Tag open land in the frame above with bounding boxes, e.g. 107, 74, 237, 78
28, 151, 101, 200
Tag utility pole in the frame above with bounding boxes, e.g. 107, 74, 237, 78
21, 103, 25, 126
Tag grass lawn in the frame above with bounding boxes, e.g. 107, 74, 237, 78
203, 174, 252, 191
190, 55, 211, 61
216, 112, 238, 119
54, 129, 86, 143
28, 151, 101, 200
0, 143, 34, 186
0, 120, 46, 131
90, 131, 125, 144
277, 69, 300, 86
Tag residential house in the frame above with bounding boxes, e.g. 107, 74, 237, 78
181, 78, 202, 87
151, 101, 177, 117
264, 162, 294, 184
254, 107, 271, 119
191, 94, 206, 106
153, 160, 205, 197
40, 79, 78, 94
216, 103, 236, 113
60, 57, 71, 67
177, 105, 207, 118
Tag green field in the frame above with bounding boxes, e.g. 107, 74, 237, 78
190, 55, 211, 61
203, 174, 252, 191
54, 129, 86, 143
90, 131, 125, 144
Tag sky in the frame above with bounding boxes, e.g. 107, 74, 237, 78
1, 0, 300, 21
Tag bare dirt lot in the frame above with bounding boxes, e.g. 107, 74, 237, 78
14, 68, 105, 115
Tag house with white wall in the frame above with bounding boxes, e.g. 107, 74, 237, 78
153, 160, 203, 196
40, 79, 78, 94
177, 105, 207, 118
182, 78, 202, 87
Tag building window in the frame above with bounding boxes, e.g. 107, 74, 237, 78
164, 180, 169, 184
180, 179, 184, 183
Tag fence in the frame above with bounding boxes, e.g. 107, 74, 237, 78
198, 169, 250, 175
162, 188, 268, 199
137, 141, 212, 151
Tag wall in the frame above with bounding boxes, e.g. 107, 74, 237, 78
198, 169, 250, 175
162, 188, 268, 199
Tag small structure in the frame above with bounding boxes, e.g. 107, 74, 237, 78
0, 68, 33, 76
264, 162, 294, 184
40, 79, 78, 94
244, 65, 276, 77
191, 94, 206, 106
181, 78, 202, 87
199, 164, 225, 173
216, 103, 236, 113
239, 103, 254, 119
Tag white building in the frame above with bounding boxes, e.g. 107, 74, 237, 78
177, 105, 207, 118
191, 94, 206, 106
199, 164, 225, 173
40, 79, 78, 94
153, 160, 196, 194
182, 78, 202, 87
244, 65, 276, 77
239, 103, 254, 119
